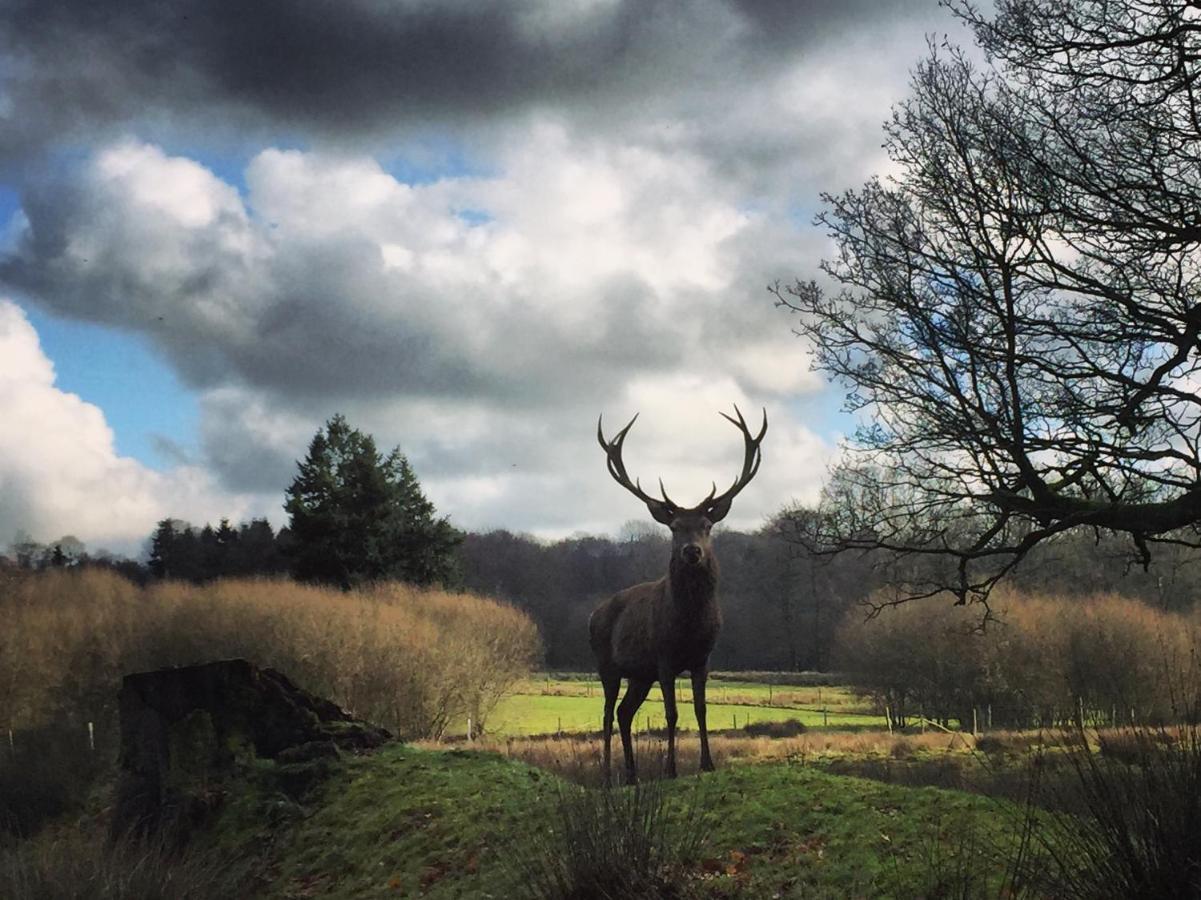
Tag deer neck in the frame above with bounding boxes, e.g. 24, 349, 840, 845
668, 555, 719, 612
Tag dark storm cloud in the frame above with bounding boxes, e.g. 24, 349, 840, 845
0, 0, 946, 168
0, 0, 957, 518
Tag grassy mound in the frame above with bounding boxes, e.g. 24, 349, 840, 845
202, 744, 1022, 898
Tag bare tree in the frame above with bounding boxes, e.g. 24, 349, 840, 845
776, 1, 1201, 609
591, 407, 766, 784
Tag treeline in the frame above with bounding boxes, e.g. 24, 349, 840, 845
146, 518, 290, 581
457, 526, 867, 670
455, 523, 1201, 671
1, 518, 872, 672
2, 518, 291, 585
8, 515, 1201, 673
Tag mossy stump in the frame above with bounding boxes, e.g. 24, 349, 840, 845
112, 658, 390, 841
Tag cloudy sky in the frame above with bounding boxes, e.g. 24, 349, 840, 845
0, 0, 966, 555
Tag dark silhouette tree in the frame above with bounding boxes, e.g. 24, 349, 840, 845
147, 518, 205, 581
776, 1, 1201, 609
284, 414, 461, 588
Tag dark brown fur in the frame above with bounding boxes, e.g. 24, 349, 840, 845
594, 406, 764, 783
590, 530, 722, 781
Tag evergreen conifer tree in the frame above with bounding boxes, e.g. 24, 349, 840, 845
285, 415, 461, 588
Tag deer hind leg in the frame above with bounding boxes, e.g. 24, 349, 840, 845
600, 673, 621, 786
616, 677, 653, 785
659, 668, 679, 778
691, 666, 715, 772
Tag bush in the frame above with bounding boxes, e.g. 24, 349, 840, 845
0, 569, 542, 742
835, 590, 1199, 730
741, 719, 806, 738
1012, 720, 1201, 899
509, 781, 711, 900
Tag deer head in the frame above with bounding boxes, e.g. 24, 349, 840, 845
597, 405, 767, 568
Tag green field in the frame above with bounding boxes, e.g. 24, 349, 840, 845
461, 676, 886, 737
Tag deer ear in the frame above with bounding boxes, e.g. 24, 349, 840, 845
647, 502, 675, 526
705, 497, 733, 523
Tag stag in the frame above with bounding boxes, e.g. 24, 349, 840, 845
591, 406, 767, 784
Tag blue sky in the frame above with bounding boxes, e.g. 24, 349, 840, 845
0, 0, 961, 554
21, 307, 199, 470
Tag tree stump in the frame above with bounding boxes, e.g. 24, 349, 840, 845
112, 658, 390, 841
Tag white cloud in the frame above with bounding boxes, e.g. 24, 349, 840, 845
0, 300, 275, 553
3, 131, 841, 538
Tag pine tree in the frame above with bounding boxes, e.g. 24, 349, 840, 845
284, 415, 461, 588
147, 519, 177, 580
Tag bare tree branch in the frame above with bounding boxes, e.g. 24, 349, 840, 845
778, 6, 1201, 604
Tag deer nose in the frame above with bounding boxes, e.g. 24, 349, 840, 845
682, 544, 703, 564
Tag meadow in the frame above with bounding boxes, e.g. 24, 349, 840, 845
4, 568, 1199, 898
459, 676, 885, 737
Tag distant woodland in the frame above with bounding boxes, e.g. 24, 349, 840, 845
9, 515, 1201, 672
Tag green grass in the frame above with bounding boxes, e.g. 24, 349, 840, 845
211, 743, 1023, 898
463, 676, 884, 737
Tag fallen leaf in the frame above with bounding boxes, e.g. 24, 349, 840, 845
420, 864, 447, 888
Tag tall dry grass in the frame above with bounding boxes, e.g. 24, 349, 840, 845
0, 568, 541, 741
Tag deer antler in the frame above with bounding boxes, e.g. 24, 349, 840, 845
597, 414, 680, 522
704, 405, 767, 522
598, 406, 766, 524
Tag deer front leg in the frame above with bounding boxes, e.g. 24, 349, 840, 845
691, 666, 715, 772
617, 678, 653, 785
659, 668, 679, 778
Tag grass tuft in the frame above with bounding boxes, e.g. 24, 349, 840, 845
508, 780, 712, 900
0, 828, 242, 900
1012, 721, 1201, 899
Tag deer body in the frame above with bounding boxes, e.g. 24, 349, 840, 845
593, 406, 765, 784
592, 563, 721, 681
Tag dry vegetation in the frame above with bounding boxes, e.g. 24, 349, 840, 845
0, 568, 541, 741
439, 727, 986, 787
837, 589, 1201, 729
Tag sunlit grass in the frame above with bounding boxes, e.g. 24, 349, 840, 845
456, 675, 885, 738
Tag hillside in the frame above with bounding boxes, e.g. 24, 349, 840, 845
202, 744, 1022, 898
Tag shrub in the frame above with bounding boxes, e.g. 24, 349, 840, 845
1012, 721, 1201, 899
508, 781, 711, 900
741, 719, 806, 738
835, 589, 1199, 730
0, 569, 542, 743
